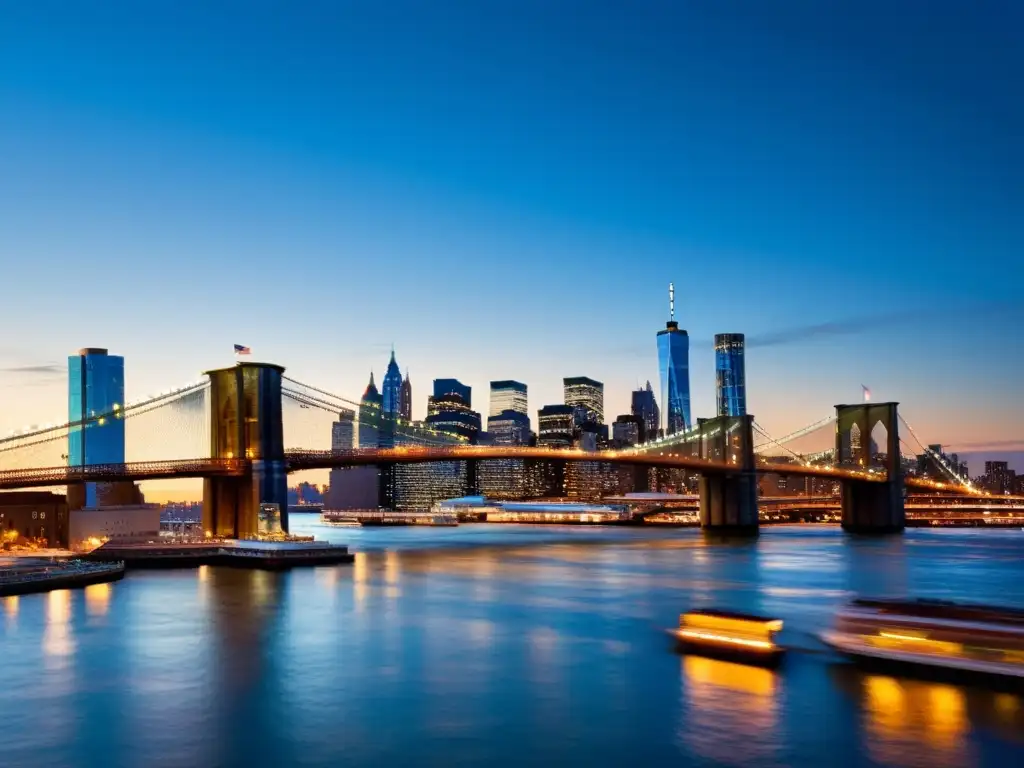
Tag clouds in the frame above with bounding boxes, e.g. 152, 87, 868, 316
0, 364, 64, 375
744, 301, 1019, 349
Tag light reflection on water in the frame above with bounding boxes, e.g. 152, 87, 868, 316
681, 656, 781, 765
0, 524, 1022, 767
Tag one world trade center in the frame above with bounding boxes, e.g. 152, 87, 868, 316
657, 283, 691, 435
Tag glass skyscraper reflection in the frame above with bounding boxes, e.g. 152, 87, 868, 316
714, 333, 746, 417
68, 348, 125, 508
657, 320, 691, 434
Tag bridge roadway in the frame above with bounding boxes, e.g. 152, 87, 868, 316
0, 446, 983, 494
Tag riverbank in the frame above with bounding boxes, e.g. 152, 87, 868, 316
0, 557, 124, 597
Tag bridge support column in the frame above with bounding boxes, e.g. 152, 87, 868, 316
840, 478, 904, 534
835, 402, 904, 534
202, 362, 289, 538
699, 472, 759, 533
697, 415, 759, 535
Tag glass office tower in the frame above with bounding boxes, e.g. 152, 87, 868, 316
657, 321, 691, 434
489, 380, 528, 418
714, 333, 747, 417
563, 376, 604, 426
68, 348, 126, 508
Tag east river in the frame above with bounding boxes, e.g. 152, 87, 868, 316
2, 522, 1023, 767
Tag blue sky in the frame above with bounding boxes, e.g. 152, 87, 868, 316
1, 1, 1021, 473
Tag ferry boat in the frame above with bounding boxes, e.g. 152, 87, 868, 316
669, 609, 785, 666
820, 598, 1024, 684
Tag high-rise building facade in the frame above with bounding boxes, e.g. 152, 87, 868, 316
984, 461, 1015, 495
489, 380, 528, 419
382, 350, 403, 416
657, 283, 691, 434
537, 404, 574, 447
714, 333, 746, 417
487, 409, 531, 445
612, 415, 642, 447
433, 378, 472, 407
358, 372, 382, 448
426, 390, 482, 442
331, 409, 355, 451
563, 376, 604, 426
482, 406, 532, 500
631, 381, 659, 442
68, 348, 126, 509
399, 371, 412, 422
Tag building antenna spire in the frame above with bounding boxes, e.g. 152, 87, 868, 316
669, 282, 675, 322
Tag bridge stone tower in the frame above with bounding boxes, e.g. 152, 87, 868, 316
697, 414, 758, 534
835, 402, 904, 534
203, 362, 289, 538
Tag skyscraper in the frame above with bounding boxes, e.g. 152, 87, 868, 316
426, 388, 481, 442
358, 372, 382, 448
489, 380, 528, 418
630, 381, 659, 442
433, 378, 472, 406
487, 410, 531, 445
612, 415, 642, 447
399, 371, 412, 422
537, 405, 574, 447
68, 348, 125, 508
714, 333, 746, 417
563, 376, 604, 426
331, 409, 355, 451
657, 283, 691, 434
381, 349, 403, 416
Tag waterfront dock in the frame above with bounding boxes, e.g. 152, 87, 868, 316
85, 538, 355, 570
0, 557, 125, 597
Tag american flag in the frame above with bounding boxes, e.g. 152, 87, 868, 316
234, 344, 251, 355
862, 384, 871, 402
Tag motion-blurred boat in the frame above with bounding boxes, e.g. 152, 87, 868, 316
669, 609, 785, 666
821, 598, 1024, 684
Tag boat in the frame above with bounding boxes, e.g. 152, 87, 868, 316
820, 598, 1024, 685
669, 609, 785, 666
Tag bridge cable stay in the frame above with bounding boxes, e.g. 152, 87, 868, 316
751, 415, 837, 453
751, 422, 814, 467
636, 422, 706, 451
0, 380, 209, 449
897, 415, 976, 492
0, 382, 210, 472
124, 385, 209, 464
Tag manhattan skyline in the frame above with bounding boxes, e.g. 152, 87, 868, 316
1, 1, 1021, 471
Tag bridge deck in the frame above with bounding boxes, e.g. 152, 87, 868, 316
0, 448, 989, 496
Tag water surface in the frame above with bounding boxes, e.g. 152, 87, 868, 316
2, 522, 1023, 767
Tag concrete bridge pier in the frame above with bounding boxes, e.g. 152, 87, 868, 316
697, 415, 759, 535
840, 478, 904, 534
835, 402, 905, 534
699, 471, 759, 534
202, 362, 289, 538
